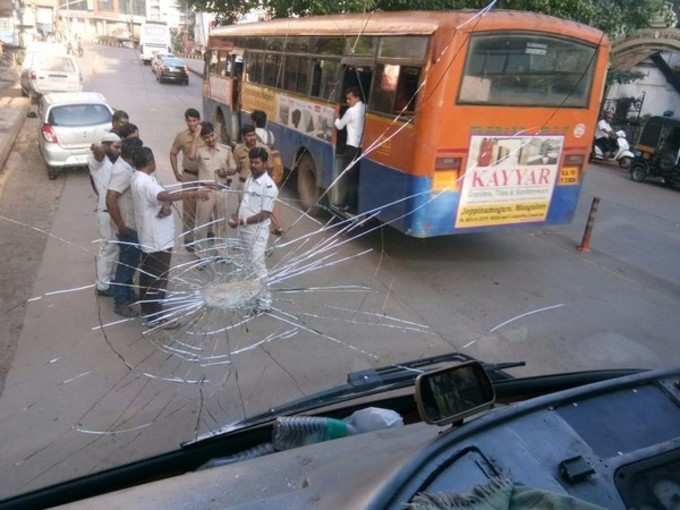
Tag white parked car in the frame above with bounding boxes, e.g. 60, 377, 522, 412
38, 92, 113, 179
20, 43, 69, 97
23, 55, 82, 99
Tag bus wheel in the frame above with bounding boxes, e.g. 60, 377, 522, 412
296, 153, 320, 212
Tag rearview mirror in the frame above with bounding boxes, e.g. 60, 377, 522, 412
415, 362, 495, 426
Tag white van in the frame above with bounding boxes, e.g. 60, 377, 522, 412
139, 21, 171, 64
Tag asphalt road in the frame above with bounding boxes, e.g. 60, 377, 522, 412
1, 45, 679, 498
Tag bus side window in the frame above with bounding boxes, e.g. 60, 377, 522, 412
371, 64, 421, 115
311, 59, 340, 101
262, 54, 283, 88
246, 53, 263, 83
395, 66, 421, 112
284, 56, 310, 95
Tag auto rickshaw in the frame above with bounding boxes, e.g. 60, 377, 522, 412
630, 116, 680, 188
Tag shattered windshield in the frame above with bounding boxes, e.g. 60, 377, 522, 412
0, 8, 678, 503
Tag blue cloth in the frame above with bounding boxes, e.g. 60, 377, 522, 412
111, 229, 141, 306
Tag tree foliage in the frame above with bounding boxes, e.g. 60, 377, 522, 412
186, 0, 668, 37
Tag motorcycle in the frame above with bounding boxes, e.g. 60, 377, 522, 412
590, 130, 635, 169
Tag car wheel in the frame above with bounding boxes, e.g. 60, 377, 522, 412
47, 165, 58, 180
296, 153, 321, 213
630, 163, 648, 183
619, 156, 632, 169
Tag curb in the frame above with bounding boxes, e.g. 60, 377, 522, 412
187, 65, 204, 79
0, 98, 30, 173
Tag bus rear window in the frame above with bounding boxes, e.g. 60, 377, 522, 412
458, 34, 596, 108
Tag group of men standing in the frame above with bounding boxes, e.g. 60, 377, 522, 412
89, 108, 280, 328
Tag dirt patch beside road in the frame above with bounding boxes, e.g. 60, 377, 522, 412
0, 115, 66, 396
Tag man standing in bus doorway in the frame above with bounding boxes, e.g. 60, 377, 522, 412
170, 108, 203, 252
193, 121, 238, 256
334, 87, 365, 213
229, 147, 278, 313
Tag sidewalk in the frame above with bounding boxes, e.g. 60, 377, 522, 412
184, 57, 204, 78
0, 50, 30, 173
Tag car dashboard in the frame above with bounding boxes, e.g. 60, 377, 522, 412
41, 369, 680, 509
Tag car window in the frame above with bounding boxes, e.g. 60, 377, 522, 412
37, 57, 76, 73
163, 59, 185, 66
48, 104, 112, 126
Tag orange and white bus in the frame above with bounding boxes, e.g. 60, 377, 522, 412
201, 10, 609, 237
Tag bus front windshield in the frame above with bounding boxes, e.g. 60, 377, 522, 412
458, 34, 597, 107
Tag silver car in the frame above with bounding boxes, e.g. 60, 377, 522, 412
38, 92, 113, 179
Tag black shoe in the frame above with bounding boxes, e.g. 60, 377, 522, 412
114, 304, 139, 318
96, 288, 113, 297
184, 244, 195, 253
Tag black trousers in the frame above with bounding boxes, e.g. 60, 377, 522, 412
338, 145, 361, 210
595, 137, 614, 154
139, 250, 172, 318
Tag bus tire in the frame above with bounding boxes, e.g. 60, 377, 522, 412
296, 153, 321, 212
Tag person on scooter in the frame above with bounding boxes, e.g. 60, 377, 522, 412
595, 111, 615, 157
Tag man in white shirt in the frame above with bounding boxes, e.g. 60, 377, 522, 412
595, 111, 615, 156
333, 87, 365, 212
251, 110, 276, 147
106, 137, 144, 317
229, 147, 279, 313
88, 132, 121, 296
131, 147, 209, 328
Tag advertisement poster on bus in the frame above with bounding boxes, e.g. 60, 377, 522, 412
277, 95, 335, 143
209, 77, 232, 107
241, 82, 278, 121
455, 135, 564, 229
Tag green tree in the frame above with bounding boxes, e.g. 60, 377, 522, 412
187, 0, 667, 37
187, 0, 258, 24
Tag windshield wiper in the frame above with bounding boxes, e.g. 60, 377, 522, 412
188, 352, 525, 445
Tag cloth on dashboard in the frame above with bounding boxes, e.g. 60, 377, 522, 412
407, 477, 605, 510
